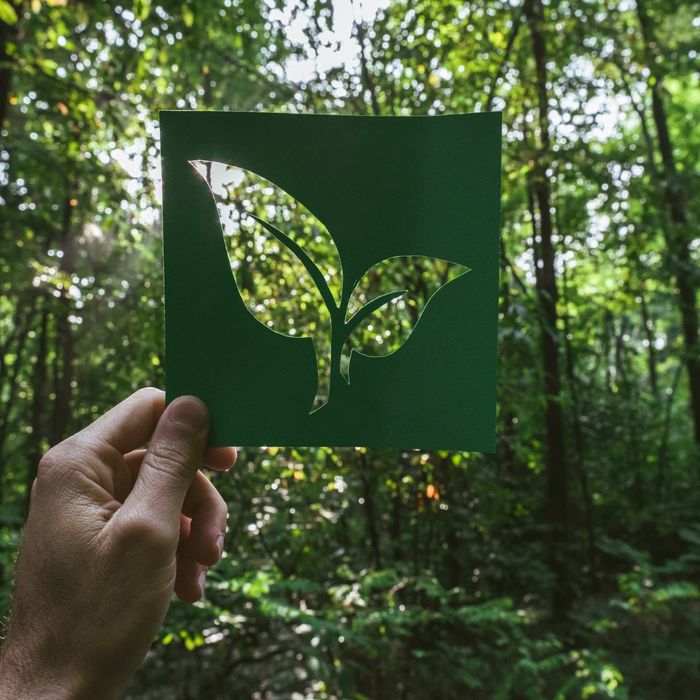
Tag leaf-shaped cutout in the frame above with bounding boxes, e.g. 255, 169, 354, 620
191, 160, 343, 412
191, 161, 343, 305
343, 255, 470, 374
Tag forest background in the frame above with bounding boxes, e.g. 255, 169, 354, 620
1, 0, 699, 698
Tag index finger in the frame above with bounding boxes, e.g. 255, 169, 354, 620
80, 387, 166, 454
202, 446, 237, 471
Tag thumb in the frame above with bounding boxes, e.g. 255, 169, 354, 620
123, 396, 209, 533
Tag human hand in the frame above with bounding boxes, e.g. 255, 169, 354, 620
0, 388, 236, 700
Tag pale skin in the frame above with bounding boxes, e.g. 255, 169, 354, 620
0, 388, 236, 700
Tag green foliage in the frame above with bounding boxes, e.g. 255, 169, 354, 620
1, 0, 699, 698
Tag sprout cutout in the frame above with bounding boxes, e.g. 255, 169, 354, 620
192, 160, 471, 413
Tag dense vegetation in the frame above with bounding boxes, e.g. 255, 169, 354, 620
1, 0, 699, 697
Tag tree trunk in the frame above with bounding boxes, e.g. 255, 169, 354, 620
498, 272, 520, 473
49, 193, 76, 445
0, 296, 36, 480
639, 288, 659, 397
24, 303, 49, 517
603, 311, 613, 392
484, 6, 524, 111
354, 17, 381, 117
389, 454, 405, 559
561, 260, 597, 590
636, 0, 700, 443
0, 3, 18, 136
524, 0, 570, 617
360, 453, 382, 569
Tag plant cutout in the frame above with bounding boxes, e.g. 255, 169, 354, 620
191, 160, 471, 413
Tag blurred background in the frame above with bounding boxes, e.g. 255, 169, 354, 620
1, 0, 699, 698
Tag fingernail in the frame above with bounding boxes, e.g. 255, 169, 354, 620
168, 397, 208, 432
216, 533, 225, 559
198, 567, 207, 596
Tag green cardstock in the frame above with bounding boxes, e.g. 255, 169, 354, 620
160, 111, 501, 451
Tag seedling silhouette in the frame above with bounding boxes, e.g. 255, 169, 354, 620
192, 160, 470, 413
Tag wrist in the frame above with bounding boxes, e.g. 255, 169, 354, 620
0, 635, 119, 700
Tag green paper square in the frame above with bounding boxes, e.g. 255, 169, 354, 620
160, 111, 501, 451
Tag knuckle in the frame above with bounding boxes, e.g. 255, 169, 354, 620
83, 434, 122, 471
37, 434, 107, 484
36, 443, 71, 480
135, 386, 163, 401
116, 515, 173, 556
131, 386, 165, 424
68, 431, 119, 467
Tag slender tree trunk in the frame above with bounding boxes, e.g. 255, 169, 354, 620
0, 295, 34, 607
499, 273, 520, 472
561, 261, 597, 589
411, 508, 420, 576
524, 0, 570, 617
657, 363, 684, 497
639, 289, 659, 396
484, 7, 524, 111
439, 454, 461, 588
360, 453, 382, 569
0, 2, 20, 136
636, 0, 700, 443
354, 17, 381, 117
49, 193, 76, 445
389, 454, 405, 559
603, 311, 613, 392
0, 297, 36, 477
614, 316, 627, 386
24, 304, 49, 517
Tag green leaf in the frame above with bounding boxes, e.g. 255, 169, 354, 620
135, 0, 151, 20
37, 57, 58, 74
0, 1, 18, 25
182, 4, 194, 28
